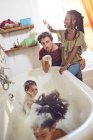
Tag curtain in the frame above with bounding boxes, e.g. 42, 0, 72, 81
81, 0, 93, 30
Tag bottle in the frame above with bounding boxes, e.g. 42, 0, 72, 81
17, 38, 19, 46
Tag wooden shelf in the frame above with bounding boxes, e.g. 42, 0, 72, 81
5, 44, 38, 55
0, 24, 34, 34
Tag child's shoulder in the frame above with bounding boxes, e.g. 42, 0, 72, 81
53, 128, 67, 139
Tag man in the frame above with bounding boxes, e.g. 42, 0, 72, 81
38, 31, 86, 80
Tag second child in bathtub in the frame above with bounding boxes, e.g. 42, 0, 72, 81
23, 80, 38, 114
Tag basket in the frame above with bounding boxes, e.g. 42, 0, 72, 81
20, 18, 32, 26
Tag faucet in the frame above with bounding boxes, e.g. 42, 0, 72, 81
0, 67, 13, 90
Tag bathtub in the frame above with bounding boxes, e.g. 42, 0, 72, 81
0, 67, 93, 140
83, 68, 93, 89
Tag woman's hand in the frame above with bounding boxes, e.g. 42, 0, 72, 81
47, 24, 54, 32
80, 58, 86, 70
59, 66, 67, 74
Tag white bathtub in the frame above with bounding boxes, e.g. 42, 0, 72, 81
0, 67, 93, 140
83, 68, 93, 89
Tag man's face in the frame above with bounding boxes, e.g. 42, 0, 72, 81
33, 127, 54, 140
40, 37, 53, 53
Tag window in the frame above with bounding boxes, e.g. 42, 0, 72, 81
37, 0, 65, 42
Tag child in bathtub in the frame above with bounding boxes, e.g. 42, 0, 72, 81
23, 80, 38, 114
27, 89, 69, 140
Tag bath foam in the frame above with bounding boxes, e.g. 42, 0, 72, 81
1, 67, 93, 140
6, 101, 35, 140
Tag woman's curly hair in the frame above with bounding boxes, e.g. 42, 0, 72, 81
67, 10, 84, 33
35, 89, 69, 121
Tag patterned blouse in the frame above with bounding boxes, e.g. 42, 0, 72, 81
57, 30, 87, 65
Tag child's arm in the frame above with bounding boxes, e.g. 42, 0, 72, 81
53, 128, 67, 139
23, 96, 29, 114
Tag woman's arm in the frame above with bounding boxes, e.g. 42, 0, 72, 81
80, 58, 86, 70
48, 24, 59, 33
65, 46, 80, 67
59, 46, 80, 74
43, 20, 59, 33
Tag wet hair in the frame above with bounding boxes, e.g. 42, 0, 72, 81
24, 80, 37, 92
67, 10, 84, 33
37, 32, 53, 43
28, 89, 69, 129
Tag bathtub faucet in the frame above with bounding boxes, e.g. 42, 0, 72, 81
0, 67, 14, 90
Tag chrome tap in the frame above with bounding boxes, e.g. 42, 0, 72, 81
0, 67, 13, 90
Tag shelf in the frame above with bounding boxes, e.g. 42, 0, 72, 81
5, 44, 38, 55
0, 24, 34, 34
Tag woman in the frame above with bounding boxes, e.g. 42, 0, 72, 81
48, 10, 87, 81
27, 89, 69, 140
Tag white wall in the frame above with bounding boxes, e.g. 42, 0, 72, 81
0, 0, 42, 50
7, 46, 41, 77
0, 0, 42, 77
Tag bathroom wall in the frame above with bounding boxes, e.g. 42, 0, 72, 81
7, 46, 41, 77
0, 0, 42, 77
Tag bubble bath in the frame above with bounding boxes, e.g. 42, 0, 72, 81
0, 67, 93, 140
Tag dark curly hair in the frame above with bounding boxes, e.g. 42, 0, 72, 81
24, 80, 37, 92
35, 89, 69, 122
37, 31, 53, 43
67, 10, 84, 33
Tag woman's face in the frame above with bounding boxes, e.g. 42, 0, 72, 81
64, 13, 76, 29
33, 127, 55, 140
